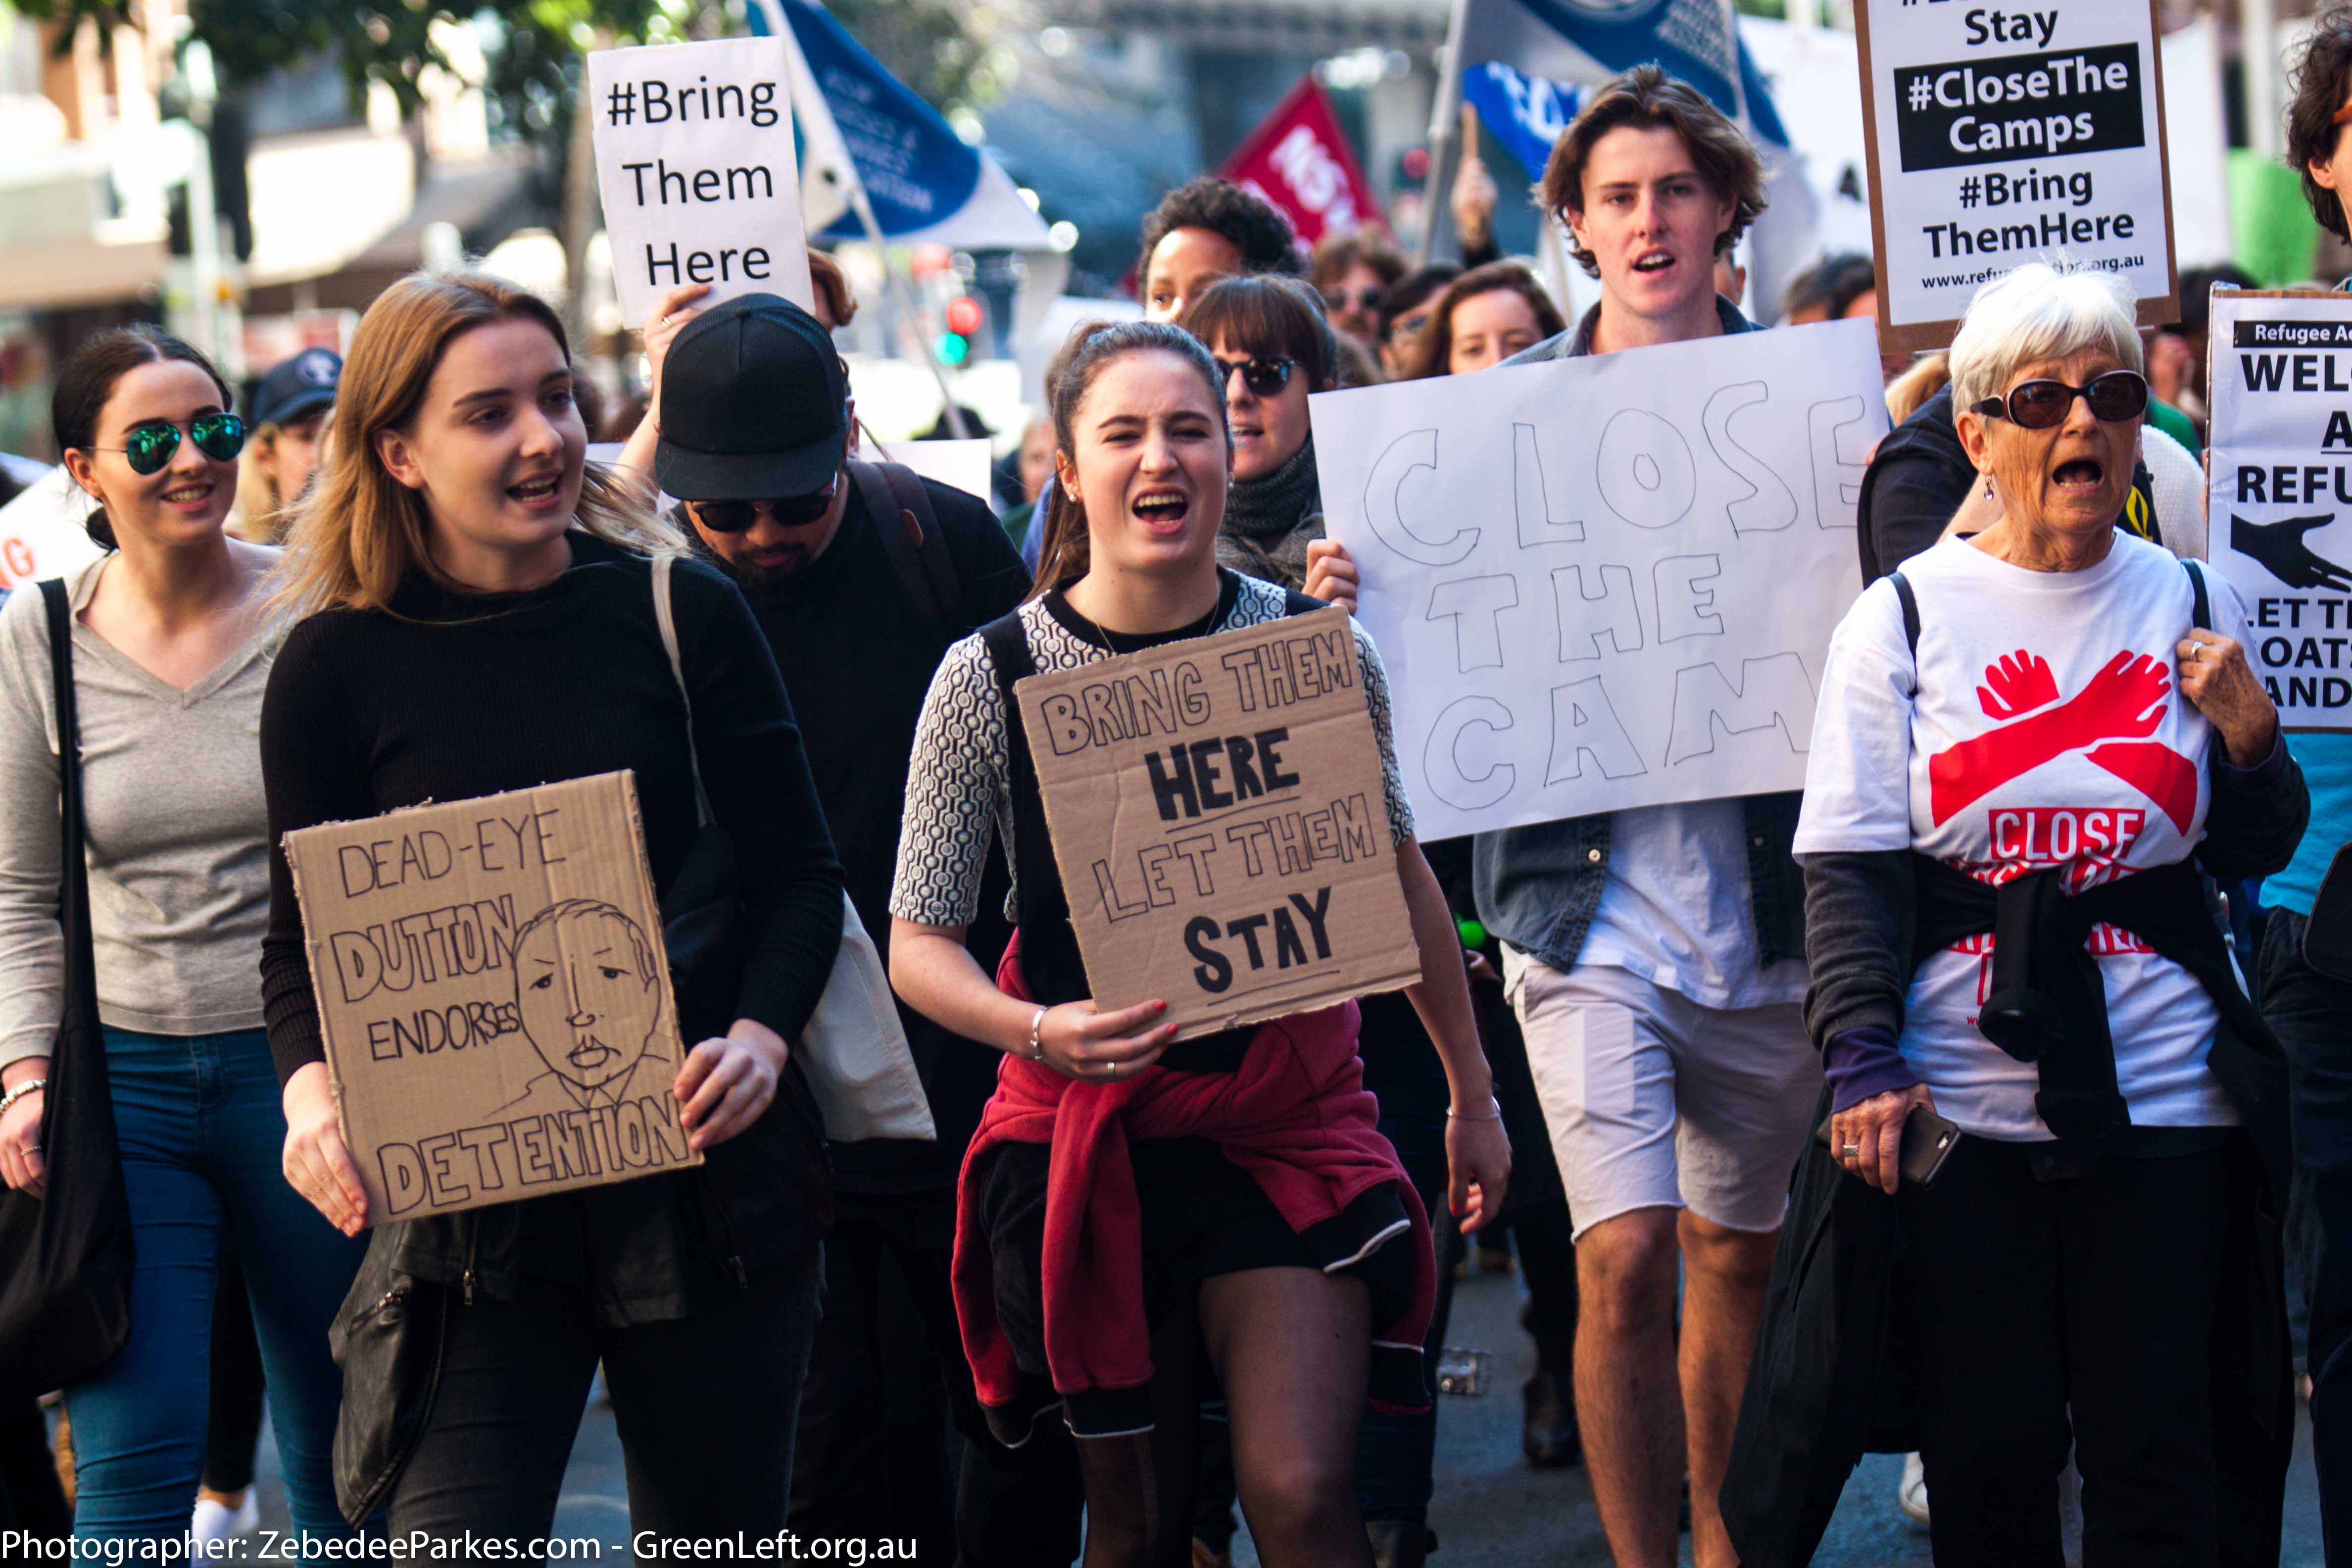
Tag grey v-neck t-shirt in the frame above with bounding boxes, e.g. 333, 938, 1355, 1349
0, 556, 279, 1066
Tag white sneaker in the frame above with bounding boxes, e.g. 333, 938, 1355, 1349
191, 1491, 259, 1546
1897, 1452, 1931, 1528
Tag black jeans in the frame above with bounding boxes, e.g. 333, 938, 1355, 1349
1898, 1137, 2232, 1568
387, 1245, 822, 1556
2260, 907, 2352, 1563
790, 1185, 1084, 1568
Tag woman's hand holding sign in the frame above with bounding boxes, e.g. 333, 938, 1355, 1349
1035, 998, 1177, 1081
675, 1018, 789, 1151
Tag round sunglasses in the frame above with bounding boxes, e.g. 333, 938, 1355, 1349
687, 471, 841, 534
1971, 369, 2148, 430
1213, 355, 1296, 399
94, 412, 247, 476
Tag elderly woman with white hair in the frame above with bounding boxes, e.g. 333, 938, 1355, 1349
1722, 263, 2310, 1567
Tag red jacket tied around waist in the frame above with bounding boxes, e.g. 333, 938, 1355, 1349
952, 935, 1438, 1421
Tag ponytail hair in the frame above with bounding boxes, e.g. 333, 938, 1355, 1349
52, 323, 234, 551
1029, 318, 1228, 598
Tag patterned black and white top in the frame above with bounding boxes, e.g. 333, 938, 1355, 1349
889, 573, 1416, 929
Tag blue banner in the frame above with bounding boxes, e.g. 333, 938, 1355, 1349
748, 0, 981, 237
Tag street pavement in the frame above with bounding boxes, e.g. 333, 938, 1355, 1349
250, 1258, 2327, 1564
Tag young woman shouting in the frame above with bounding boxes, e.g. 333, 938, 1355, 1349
889, 319, 1510, 1568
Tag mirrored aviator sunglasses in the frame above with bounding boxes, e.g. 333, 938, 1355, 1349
107, 412, 247, 476
1975, 370, 2149, 430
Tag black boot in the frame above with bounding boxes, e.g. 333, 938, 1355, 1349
1520, 1368, 1581, 1468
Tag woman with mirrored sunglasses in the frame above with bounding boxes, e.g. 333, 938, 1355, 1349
0, 325, 370, 1551
1747, 262, 2305, 1565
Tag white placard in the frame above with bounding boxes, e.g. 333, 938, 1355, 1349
588, 37, 814, 327
2205, 289, 2352, 731
867, 437, 995, 504
1314, 319, 1887, 842
1855, 0, 2177, 352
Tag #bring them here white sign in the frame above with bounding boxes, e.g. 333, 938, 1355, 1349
1853, 0, 2177, 351
1313, 318, 1888, 843
589, 36, 814, 326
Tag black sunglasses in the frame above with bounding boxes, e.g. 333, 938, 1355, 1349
1972, 370, 2148, 430
94, 412, 247, 476
688, 471, 841, 534
1213, 356, 1296, 399
1323, 287, 1383, 312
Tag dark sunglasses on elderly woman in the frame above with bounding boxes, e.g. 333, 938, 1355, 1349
96, 412, 247, 476
687, 471, 841, 534
1971, 369, 2149, 430
1213, 356, 1296, 399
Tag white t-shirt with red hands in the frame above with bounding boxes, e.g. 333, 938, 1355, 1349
1793, 533, 2241, 1141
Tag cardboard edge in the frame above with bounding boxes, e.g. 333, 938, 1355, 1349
279, 829, 369, 1220
611, 769, 703, 1168
2143, 0, 2181, 330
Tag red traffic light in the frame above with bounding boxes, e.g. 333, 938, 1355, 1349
944, 295, 984, 336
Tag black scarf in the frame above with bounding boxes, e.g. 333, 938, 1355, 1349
1216, 437, 1323, 591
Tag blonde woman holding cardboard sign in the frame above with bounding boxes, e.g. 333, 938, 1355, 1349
889, 318, 1510, 1568
259, 271, 846, 1543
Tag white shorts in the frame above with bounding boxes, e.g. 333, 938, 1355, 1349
1502, 951, 1821, 1240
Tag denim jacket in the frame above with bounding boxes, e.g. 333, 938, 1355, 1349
1470, 296, 1809, 975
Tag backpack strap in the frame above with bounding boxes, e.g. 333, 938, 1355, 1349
1888, 569, 1921, 656
850, 459, 962, 636
2183, 558, 2211, 632
649, 554, 713, 829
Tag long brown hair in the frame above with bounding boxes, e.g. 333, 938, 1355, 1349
1403, 262, 1567, 380
273, 271, 675, 617
1029, 319, 1228, 598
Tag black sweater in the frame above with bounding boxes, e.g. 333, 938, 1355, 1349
259, 533, 843, 1084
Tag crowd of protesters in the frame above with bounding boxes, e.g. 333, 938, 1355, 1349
1, 11, 2351, 1568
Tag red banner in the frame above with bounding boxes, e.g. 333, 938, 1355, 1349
1219, 75, 1384, 250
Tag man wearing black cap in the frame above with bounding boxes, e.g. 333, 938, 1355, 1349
231, 345, 339, 543
648, 293, 1073, 1561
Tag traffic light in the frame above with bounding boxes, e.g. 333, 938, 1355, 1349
937, 295, 983, 364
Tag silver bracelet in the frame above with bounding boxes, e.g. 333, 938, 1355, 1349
1447, 1095, 1503, 1123
0, 1077, 46, 1117
1025, 1007, 1048, 1063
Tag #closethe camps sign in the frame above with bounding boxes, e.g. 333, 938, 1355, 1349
1854, 0, 2177, 350
1014, 609, 1423, 1038
588, 35, 814, 324
2206, 289, 2352, 731
284, 772, 700, 1225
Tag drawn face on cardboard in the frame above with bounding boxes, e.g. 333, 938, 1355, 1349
513, 904, 661, 1096
1055, 349, 1229, 583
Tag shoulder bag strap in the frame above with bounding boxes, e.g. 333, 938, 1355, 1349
1887, 569, 1922, 698
878, 462, 962, 630
2183, 558, 2212, 632
39, 580, 98, 1028
650, 555, 714, 829
849, 459, 946, 634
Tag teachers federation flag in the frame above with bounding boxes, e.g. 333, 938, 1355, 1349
1220, 75, 1387, 250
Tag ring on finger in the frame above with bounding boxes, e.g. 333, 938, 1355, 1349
1841, 1142, 1861, 1160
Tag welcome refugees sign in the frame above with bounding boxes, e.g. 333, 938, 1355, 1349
285, 773, 701, 1225
1014, 610, 1424, 1038
1315, 318, 1887, 843
589, 36, 815, 326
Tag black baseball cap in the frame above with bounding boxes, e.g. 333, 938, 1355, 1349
250, 347, 341, 429
655, 294, 849, 500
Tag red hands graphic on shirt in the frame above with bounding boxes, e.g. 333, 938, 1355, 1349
1929, 650, 2192, 831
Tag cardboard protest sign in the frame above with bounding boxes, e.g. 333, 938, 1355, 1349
1854, 0, 2177, 352
2205, 289, 2352, 731
1013, 608, 1422, 1038
283, 772, 700, 1225
1315, 318, 1886, 842
589, 36, 814, 326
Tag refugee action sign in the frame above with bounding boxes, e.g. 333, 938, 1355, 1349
1014, 609, 1423, 1037
284, 772, 700, 1224
589, 36, 814, 325
1854, 0, 2177, 351
1315, 318, 1886, 843
2205, 289, 2352, 730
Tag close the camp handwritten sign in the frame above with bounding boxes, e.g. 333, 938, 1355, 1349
1015, 608, 1423, 1037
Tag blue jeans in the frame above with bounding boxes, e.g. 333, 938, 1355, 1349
64, 1028, 367, 1547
